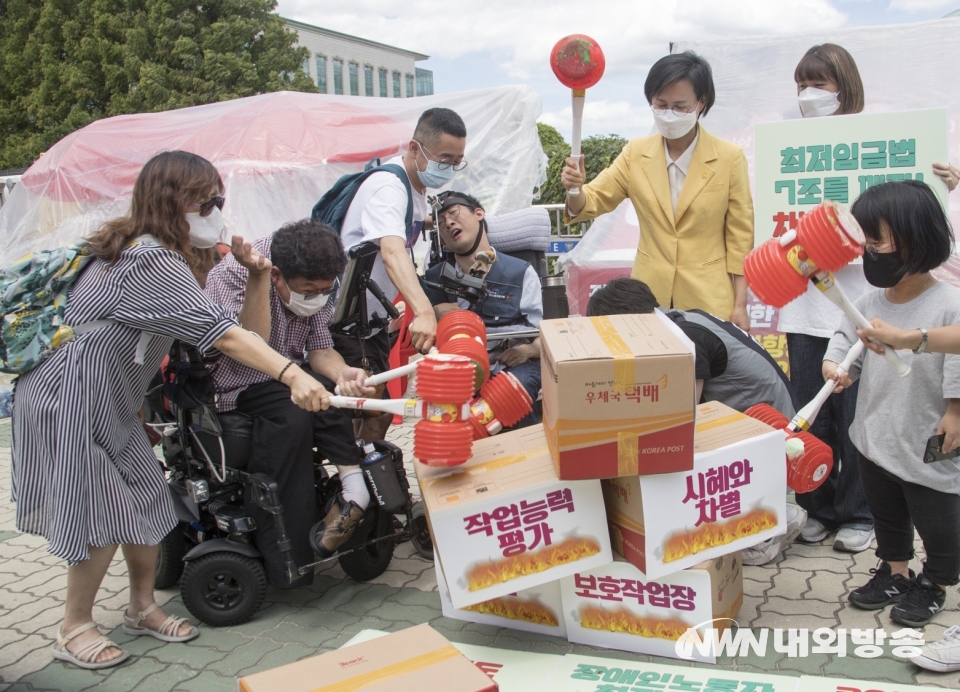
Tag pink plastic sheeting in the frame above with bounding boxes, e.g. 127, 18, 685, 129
0, 86, 547, 262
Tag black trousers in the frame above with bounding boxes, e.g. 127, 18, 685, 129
236, 370, 361, 588
858, 452, 960, 586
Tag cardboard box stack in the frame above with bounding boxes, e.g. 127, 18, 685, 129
420, 315, 787, 664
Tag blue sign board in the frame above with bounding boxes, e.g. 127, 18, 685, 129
549, 240, 579, 254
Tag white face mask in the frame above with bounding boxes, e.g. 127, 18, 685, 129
651, 108, 699, 140
798, 87, 840, 118
281, 284, 330, 317
185, 207, 224, 248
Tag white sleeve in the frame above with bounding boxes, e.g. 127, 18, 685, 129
519, 265, 543, 328
359, 181, 409, 243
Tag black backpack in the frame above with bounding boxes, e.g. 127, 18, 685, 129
311, 158, 415, 242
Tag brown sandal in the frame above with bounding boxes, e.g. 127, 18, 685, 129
51, 621, 130, 670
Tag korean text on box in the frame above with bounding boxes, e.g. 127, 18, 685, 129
540, 313, 696, 480
416, 424, 612, 609
560, 553, 742, 663
604, 401, 786, 580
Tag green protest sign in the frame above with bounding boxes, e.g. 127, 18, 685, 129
754, 108, 949, 245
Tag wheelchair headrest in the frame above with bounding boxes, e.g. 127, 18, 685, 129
485, 207, 551, 253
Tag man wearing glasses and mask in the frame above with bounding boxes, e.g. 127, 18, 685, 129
336, 107, 468, 443
423, 192, 543, 429
204, 219, 374, 588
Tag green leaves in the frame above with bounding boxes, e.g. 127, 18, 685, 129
536, 122, 627, 205
0, 0, 316, 168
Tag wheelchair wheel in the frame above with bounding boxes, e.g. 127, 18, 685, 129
180, 552, 267, 627
155, 526, 187, 589
409, 502, 433, 561
339, 517, 395, 582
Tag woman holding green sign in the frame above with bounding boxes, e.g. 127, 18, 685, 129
782, 44, 960, 558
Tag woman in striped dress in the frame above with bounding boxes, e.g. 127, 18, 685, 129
11, 151, 331, 669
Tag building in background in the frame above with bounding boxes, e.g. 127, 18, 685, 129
285, 19, 433, 97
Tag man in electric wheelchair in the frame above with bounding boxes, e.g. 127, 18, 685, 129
203, 219, 376, 588
423, 191, 543, 428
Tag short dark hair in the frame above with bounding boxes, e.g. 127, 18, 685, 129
851, 180, 953, 275
270, 219, 346, 282
794, 43, 864, 115
644, 51, 716, 117
413, 108, 467, 145
586, 277, 660, 317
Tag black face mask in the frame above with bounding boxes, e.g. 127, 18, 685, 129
863, 250, 907, 288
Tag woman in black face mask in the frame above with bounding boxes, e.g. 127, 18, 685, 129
821, 180, 960, 637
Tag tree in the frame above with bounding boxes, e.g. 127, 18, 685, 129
0, 0, 316, 168
536, 123, 627, 205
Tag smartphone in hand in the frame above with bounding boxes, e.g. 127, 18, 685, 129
924, 433, 960, 464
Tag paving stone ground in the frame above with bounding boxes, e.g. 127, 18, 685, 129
1, 418, 959, 691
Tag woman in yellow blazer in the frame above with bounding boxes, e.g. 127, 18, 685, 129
563, 51, 754, 331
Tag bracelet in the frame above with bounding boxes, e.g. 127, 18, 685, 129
277, 361, 295, 384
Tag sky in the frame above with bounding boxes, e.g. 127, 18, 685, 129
275, 0, 960, 142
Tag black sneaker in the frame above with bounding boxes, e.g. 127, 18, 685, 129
890, 573, 946, 627
848, 562, 916, 610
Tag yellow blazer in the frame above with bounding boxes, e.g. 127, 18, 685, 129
567, 126, 754, 319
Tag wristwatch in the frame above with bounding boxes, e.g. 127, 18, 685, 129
913, 328, 928, 354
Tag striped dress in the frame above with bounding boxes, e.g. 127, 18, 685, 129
11, 241, 237, 564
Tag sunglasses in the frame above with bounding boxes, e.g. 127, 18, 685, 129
198, 196, 225, 217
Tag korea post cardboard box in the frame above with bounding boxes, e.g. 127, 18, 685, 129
560, 552, 743, 664
540, 313, 696, 480
604, 401, 786, 580
415, 424, 612, 610
436, 555, 567, 638
237, 623, 497, 692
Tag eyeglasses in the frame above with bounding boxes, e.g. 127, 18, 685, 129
416, 140, 468, 171
864, 243, 897, 260
439, 205, 464, 225
303, 277, 340, 300
650, 106, 697, 118
197, 196, 225, 217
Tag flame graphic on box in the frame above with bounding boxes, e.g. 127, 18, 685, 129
462, 595, 560, 627
662, 508, 778, 563
580, 606, 691, 641
466, 538, 602, 591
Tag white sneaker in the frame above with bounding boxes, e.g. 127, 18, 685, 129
783, 505, 807, 546
743, 505, 808, 566
798, 517, 830, 543
833, 526, 875, 553
915, 625, 960, 672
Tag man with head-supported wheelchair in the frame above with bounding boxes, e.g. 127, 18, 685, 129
147, 219, 429, 627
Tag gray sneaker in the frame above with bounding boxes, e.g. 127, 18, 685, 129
798, 517, 830, 543
834, 526, 875, 553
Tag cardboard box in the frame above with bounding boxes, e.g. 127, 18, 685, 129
436, 555, 567, 638
238, 623, 496, 692
540, 313, 696, 480
560, 553, 742, 663
536, 653, 799, 692
343, 630, 564, 692
415, 424, 612, 609
604, 401, 787, 580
